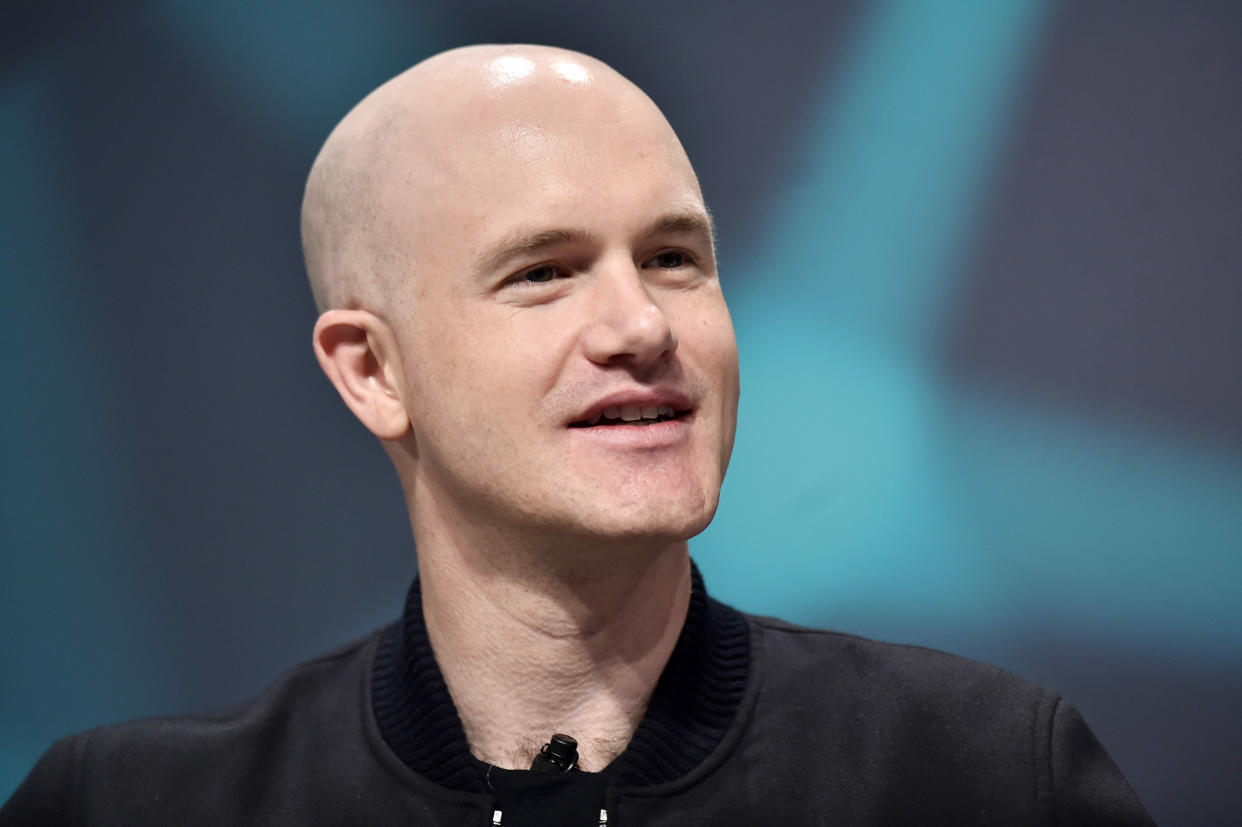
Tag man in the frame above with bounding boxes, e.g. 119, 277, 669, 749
2, 45, 1153, 825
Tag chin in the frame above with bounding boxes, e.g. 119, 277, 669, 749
581, 488, 720, 545
530, 459, 725, 544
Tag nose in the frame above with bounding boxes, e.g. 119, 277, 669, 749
581, 263, 678, 374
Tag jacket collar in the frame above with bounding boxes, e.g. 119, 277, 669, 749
370, 561, 751, 791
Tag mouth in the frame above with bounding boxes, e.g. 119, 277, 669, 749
568, 404, 690, 428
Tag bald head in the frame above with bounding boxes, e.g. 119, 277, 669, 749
305, 44, 736, 552
301, 44, 693, 314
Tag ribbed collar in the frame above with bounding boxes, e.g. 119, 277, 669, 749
370, 561, 751, 792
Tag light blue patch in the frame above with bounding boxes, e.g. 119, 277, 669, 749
0, 55, 174, 804
729, 0, 1051, 351
939, 389, 1242, 661
155, 0, 448, 152
700, 0, 1055, 630
699, 0, 1242, 666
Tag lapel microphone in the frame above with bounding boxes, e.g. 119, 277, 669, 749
529, 734, 579, 774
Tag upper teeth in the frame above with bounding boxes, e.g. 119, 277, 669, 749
591, 405, 675, 425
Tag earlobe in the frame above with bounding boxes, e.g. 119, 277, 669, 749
312, 310, 411, 441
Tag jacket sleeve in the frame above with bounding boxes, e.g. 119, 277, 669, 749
1044, 696, 1157, 826
0, 736, 79, 826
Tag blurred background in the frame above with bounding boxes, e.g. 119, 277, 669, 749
2, 0, 1239, 822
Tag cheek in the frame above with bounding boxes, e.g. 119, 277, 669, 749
400, 317, 494, 429
499, 309, 581, 378
687, 305, 740, 444
685, 302, 739, 384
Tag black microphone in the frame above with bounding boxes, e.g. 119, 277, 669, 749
529, 733, 578, 774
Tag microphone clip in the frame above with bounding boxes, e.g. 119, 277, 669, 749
529, 733, 579, 774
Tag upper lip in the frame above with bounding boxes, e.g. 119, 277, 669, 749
568, 387, 695, 426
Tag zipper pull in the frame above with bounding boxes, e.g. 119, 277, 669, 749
492, 809, 502, 825
598, 809, 608, 826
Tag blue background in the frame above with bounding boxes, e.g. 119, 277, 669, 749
2, 1, 1239, 822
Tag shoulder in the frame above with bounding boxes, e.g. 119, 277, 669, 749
88, 629, 378, 758
735, 613, 1155, 825
2, 631, 386, 826
743, 612, 1054, 762
747, 613, 1043, 705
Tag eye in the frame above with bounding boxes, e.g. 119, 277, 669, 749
522, 265, 557, 283
647, 250, 694, 269
505, 263, 566, 287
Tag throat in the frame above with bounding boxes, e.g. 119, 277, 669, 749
418, 552, 694, 774
476, 717, 641, 772
447, 625, 669, 772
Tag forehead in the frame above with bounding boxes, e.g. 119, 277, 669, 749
470, 119, 696, 214
386, 81, 703, 274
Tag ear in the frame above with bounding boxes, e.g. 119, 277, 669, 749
312, 309, 411, 441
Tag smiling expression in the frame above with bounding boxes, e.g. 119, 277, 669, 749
370, 50, 740, 547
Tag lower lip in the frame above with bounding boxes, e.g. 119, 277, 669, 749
567, 413, 694, 448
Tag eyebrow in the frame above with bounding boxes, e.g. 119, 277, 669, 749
474, 209, 717, 277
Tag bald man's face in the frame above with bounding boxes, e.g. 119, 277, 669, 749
383, 56, 739, 545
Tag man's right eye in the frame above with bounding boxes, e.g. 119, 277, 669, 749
523, 265, 557, 283
504, 263, 565, 287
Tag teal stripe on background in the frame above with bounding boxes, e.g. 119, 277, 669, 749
698, 0, 1242, 666
730, 0, 1050, 351
159, 0, 448, 154
0, 1, 447, 801
700, 0, 1242, 665
0, 56, 173, 801
941, 389, 1242, 664
701, 0, 1054, 630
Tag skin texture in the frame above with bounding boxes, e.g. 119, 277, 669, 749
304, 45, 740, 770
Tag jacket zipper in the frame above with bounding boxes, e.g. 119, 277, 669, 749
490, 808, 609, 825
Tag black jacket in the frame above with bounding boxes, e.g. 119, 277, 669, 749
2, 572, 1155, 825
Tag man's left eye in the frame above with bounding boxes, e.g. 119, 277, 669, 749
649, 251, 691, 269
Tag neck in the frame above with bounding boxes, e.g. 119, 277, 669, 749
416, 530, 692, 771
